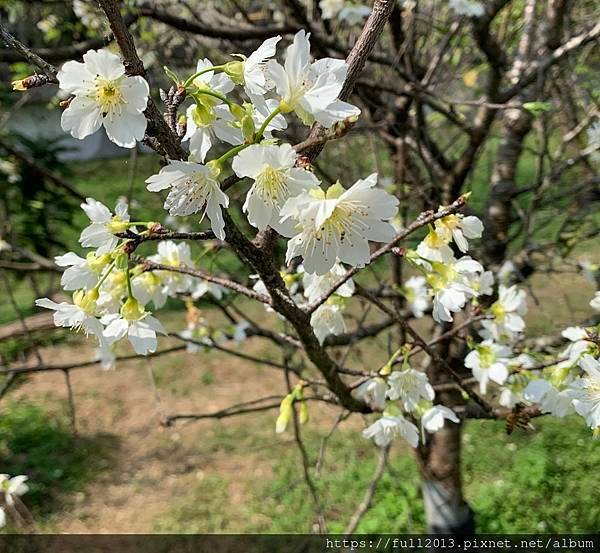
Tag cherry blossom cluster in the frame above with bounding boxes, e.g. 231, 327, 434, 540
28, 30, 600, 451
358, 216, 600, 448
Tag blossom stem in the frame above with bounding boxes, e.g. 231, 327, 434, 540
125, 265, 134, 299
183, 65, 226, 89
215, 143, 250, 166
94, 261, 116, 291
255, 105, 282, 141
193, 88, 234, 107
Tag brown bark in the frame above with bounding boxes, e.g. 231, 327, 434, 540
417, 327, 474, 534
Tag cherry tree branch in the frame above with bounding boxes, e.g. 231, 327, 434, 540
0, 22, 58, 82
139, 258, 271, 304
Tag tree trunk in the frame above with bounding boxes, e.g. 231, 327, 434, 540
418, 328, 475, 535
417, 418, 475, 535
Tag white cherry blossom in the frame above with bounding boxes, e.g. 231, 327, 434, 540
192, 280, 227, 301
523, 378, 575, 418
58, 49, 149, 147
339, 4, 372, 24
302, 262, 355, 303
320, 0, 345, 19
426, 256, 483, 323
568, 355, 600, 429
421, 405, 459, 434
362, 414, 419, 448
434, 213, 484, 253
102, 298, 166, 355
281, 174, 399, 275
465, 340, 512, 394
310, 301, 346, 344
146, 160, 229, 239
240, 36, 281, 95
95, 341, 117, 370
469, 270, 494, 297
353, 377, 388, 411
481, 285, 527, 343
403, 276, 429, 318
250, 95, 288, 134
449, 0, 485, 17
132, 271, 169, 309
232, 143, 319, 233
0, 474, 29, 516
147, 241, 194, 295
35, 292, 104, 341
55, 252, 98, 290
499, 386, 522, 409
79, 197, 129, 254
497, 260, 517, 285
387, 368, 435, 411
183, 104, 242, 162
416, 229, 455, 263
557, 326, 596, 368
266, 30, 360, 127
590, 292, 600, 311
231, 320, 251, 342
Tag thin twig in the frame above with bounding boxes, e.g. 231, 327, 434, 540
344, 444, 389, 535
63, 369, 77, 436
0, 22, 58, 81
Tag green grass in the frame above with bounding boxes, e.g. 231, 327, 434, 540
0, 401, 117, 525
2, 397, 597, 533
155, 415, 600, 534
464, 417, 600, 533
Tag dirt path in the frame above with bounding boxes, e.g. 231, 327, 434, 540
9, 335, 291, 532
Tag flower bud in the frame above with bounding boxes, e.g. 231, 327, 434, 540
241, 115, 256, 142
275, 394, 294, 434
379, 360, 393, 376
299, 401, 309, 425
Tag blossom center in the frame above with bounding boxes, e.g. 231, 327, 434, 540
583, 379, 600, 403
427, 262, 458, 290
491, 301, 506, 321
106, 216, 129, 234
478, 346, 495, 368
392, 372, 420, 397
316, 201, 369, 244
436, 214, 460, 235
256, 165, 288, 206
94, 77, 124, 116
